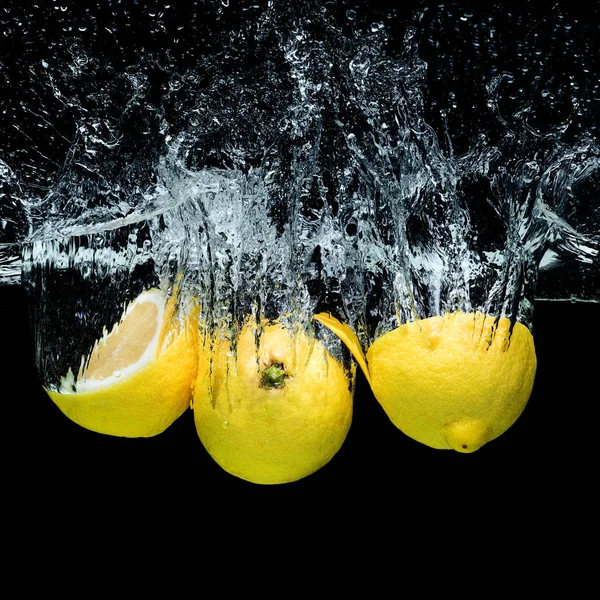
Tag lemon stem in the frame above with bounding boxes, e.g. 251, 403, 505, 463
261, 362, 287, 389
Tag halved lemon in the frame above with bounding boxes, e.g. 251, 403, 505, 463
45, 288, 199, 438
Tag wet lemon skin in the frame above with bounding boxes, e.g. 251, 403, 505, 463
367, 312, 536, 451
193, 320, 353, 484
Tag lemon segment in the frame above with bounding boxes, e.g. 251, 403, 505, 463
45, 288, 199, 438
366, 312, 537, 452
193, 319, 354, 484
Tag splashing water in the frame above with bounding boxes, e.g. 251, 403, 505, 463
2, 1, 599, 385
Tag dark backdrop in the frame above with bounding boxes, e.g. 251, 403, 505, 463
1, 1, 598, 527
2, 284, 597, 503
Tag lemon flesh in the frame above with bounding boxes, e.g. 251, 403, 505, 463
193, 320, 354, 484
367, 311, 536, 452
45, 288, 198, 438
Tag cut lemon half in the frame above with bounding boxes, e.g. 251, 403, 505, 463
45, 288, 199, 438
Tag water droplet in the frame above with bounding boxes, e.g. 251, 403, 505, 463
222, 420, 229, 429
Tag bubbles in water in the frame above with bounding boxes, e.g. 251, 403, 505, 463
2, 0, 599, 361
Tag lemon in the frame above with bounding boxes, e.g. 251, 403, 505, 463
192, 319, 354, 484
315, 311, 536, 453
45, 288, 198, 438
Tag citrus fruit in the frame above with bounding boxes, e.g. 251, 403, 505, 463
45, 288, 199, 437
315, 311, 536, 452
192, 318, 354, 484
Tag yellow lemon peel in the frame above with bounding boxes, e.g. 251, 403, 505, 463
314, 312, 371, 385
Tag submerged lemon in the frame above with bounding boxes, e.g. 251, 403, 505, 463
45, 288, 198, 438
192, 319, 353, 484
315, 311, 536, 452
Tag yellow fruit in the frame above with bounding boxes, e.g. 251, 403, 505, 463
45, 288, 198, 438
192, 319, 354, 484
315, 311, 536, 453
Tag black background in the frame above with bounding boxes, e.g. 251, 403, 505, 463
1, 1, 599, 526
2, 284, 598, 508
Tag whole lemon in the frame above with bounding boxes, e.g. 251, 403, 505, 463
368, 311, 536, 452
316, 311, 536, 452
192, 319, 354, 484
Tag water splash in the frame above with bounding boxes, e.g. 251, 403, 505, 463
3, 1, 599, 359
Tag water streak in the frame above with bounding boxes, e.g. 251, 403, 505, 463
3, 2, 598, 351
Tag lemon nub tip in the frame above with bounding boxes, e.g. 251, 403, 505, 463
444, 419, 490, 453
